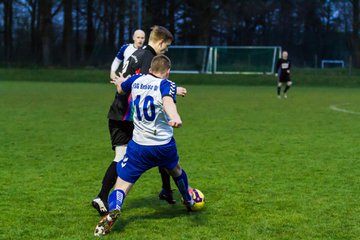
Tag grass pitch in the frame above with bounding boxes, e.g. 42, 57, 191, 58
1, 80, 360, 239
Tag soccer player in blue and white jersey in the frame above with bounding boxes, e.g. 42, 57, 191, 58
92, 27, 185, 217
94, 55, 195, 236
110, 29, 145, 80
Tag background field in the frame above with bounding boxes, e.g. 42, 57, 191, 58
1, 70, 360, 239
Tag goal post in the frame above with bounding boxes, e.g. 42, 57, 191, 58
321, 60, 345, 69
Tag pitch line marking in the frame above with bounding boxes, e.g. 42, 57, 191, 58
329, 103, 360, 115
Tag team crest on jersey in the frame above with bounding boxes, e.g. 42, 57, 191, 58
281, 63, 289, 69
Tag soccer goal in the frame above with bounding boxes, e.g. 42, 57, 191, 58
167, 45, 281, 74
212, 46, 281, 74
321, 60, 345, 69
166, 46, 209, 73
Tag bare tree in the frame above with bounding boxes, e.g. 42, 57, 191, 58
63, 0, 73, 66
75, 0, 81, 61
107, 0, 117, 49
350, 0, 360, 67
85, 0, 95, 60
4, 0, 13, 62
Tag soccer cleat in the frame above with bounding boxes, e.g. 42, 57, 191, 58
94, 209, 121, 237
277, 95, 281, 99
182, 199, 195, 212
92, 197, 109, 216
181, 188, 196, 211
284, 93, 288, 98
159, 189, 176, 204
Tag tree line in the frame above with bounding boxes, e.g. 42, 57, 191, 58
1, 0, 359, 68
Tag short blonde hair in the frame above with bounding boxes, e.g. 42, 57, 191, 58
150, 55, 171, 73
149, 25, 173, 43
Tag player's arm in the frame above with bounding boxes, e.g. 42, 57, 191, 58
110, 57, 122, 79
274, 59, 280, 77
110, 44, 127, 79
163, 96, 182, 128
160, 79, 181, 127
287, 60, 291, 74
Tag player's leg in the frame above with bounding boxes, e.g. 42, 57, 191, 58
283, 81, 292, 98
95, 140, 147, 236
92, 145, 126, 215
92, 120, 133, 216
94, 177, 133, 237
159, 138, 193, 209
277, 81, 282, 98
158, 167, 176, 204
167, 164, 194, 210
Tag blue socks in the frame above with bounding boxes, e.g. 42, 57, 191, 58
173, 170, 191, 202
108, 189, 126, 211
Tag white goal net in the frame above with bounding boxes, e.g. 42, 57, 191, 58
167, 46, 281, 74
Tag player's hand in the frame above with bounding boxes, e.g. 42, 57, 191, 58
287, 70, 290, 74
110, 71, 118, 80
110, 74, 128, 86
168, 120, 182, 128
275, 73, 278, 77
176, 86, 187, 97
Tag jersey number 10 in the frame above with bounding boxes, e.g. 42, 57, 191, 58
134, 95, 155, 121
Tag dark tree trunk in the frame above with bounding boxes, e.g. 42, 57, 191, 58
75, 0, 81, 61
351, 0, 360, 67
103, 0, 108, 46
39, 0, 53, 66
4, 0, 13, 62
107, 0, 116, 49
117, 0, 125, 46
128, 1, 134, 42
168, 0, 176, 37
63, 0, 73, 67
85, 0, 95, 59
30, 0, 39, 58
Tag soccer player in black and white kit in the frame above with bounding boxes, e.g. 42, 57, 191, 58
92, 26, 186, 216
92, 30, 145, 216
109, 30, 145, 80
275, 51, 292, 98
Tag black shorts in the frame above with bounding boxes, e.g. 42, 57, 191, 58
279, 75, 291, 83
108, 119, 134, 150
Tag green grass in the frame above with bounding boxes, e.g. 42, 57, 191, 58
1, 80, 360, 239
1, 67, 360, 86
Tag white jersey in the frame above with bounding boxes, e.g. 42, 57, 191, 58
121, 74, 177, 146
111, 44, 139, 72
116, 44, 138, 62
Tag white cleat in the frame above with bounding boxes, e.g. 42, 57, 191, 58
92, 197, 108, 216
